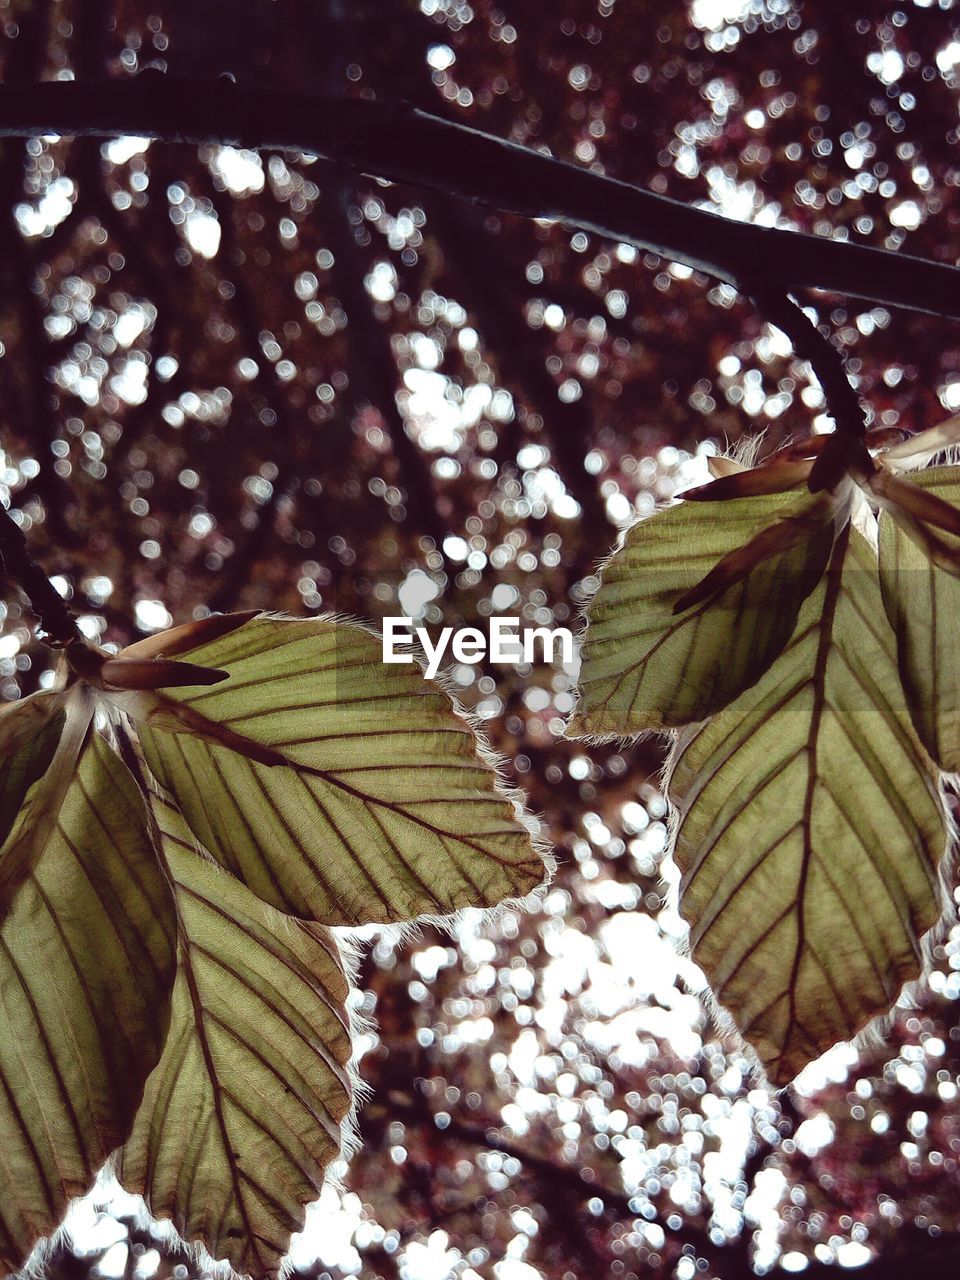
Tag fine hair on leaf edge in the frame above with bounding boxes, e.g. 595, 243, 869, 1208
19, 607, 554, 1276
658, 728, 957, 1091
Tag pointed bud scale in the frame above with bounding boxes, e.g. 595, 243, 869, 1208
681, 458, 813, 502
119, 610, 262, 662
100, 658, 230, 690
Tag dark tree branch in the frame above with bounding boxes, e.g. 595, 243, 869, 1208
0, 506, 83, 647
377, 1090, 960, 1280
0, 2, 76, 546
0, 153, 78, 547
0, 76, 957, 319
202, 186, 303, 614
423, 193, 611, 556
319, 167, 451, 558
375, 1089, 752, 1275
797, 1231, 960, 1280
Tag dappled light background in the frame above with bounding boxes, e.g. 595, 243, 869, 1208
2, 1, 960, 1277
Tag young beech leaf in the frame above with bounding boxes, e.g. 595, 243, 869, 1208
878, 465, 960, 770
0, 687, 94, 921
569, 487, 836, 737
117, 792, 353, 1279
0, 730, 176, 1269
667, 528, 947, 1086
125, 614, 546, 925
878, 412, 960, 471
0, 689, 65, 849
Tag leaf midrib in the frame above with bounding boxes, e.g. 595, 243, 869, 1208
175, 910, 268, 1275
156, 711, 525, 870
786, 524, 849, 1071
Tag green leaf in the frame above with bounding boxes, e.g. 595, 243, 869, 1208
130, 615, 546, 925
0, 688, 91, 921
878, 464, 960, 770
569, 488, 835, 736
667, 529, 946, 1086
0, 728, 177, 1269
0, 690, 65, 849
118, 790, 353, 1278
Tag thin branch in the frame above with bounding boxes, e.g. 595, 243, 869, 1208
0, 76, 957, 319
751, 289, 867, 442
0, 506, 83, 647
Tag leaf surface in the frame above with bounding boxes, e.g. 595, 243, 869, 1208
0, 729, 176, 1268
118, 791, 353, 1278
134, 615, 545, 925
0, 690, 65, 849
667, 529, 946, 1085
0, 688, 92, 921
570, 488, 835, 736
878, 465, 960, 770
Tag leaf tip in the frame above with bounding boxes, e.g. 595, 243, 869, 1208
563, 713, 587, 739
101, 658, 232, 690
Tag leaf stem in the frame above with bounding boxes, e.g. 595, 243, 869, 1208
749, 289, 874, 491
750, 289, 868, 443
0, 505, 84, 648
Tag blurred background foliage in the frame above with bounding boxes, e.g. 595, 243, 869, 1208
2, 1, 960, 1278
